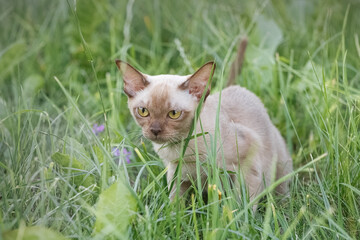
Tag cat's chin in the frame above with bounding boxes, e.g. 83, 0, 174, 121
143, 134, 166, 144
144, 134, 177, 144
151, 139, 168, 144
147, 137, 170, 144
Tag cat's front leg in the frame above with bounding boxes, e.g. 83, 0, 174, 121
167, 164, 191, 201
231, 168, 263, 212
246, 173, 263, 212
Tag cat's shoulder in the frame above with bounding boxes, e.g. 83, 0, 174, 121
208, 85, 264, 107
221, 85, 257, 98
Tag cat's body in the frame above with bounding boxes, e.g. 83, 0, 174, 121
116, 60, 292, 203
153, 85, 292, 199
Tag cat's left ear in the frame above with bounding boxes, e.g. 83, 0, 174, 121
179, 61, 216, 101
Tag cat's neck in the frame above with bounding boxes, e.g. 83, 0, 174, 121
152, 141, 182, 165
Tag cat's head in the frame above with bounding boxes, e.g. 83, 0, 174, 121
115, 60, 215, 144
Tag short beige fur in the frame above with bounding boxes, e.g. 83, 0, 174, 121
116, 60, 292, 206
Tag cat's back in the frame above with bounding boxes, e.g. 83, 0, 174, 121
203, 85, 272, 134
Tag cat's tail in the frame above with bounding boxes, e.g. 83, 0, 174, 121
227, 37, 248, 87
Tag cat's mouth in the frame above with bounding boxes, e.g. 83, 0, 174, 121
146, 135, 169, 144
144, 132, 176, 144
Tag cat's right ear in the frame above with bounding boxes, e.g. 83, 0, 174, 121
179, 61, 216, 101
115, 60, 149, 98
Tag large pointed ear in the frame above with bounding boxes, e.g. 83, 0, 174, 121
179, 61, 216, 100
115, 60, 149, 98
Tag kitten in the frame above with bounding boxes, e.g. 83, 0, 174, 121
115, 60, 292, 205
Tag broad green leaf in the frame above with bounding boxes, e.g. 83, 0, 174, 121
254, 15, 283, 55
23, 75, 44, 99
63, 137, 92, 168
51, 152, 95, 187
246, 15, 283, 85
52, 137, 97, 187
93, 180, 137, 239
52, 152, 84, 170
3, 226, 67, 240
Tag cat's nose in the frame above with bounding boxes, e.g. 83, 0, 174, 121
150, 127, 162, 136
150, 122, 162, 136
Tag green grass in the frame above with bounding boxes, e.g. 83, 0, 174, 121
1, 0, 360, 239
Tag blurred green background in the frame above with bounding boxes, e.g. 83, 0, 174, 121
1, 0, 359, 239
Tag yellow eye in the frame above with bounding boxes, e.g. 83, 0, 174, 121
137, 107, 149, 117
168, 110, 181, 119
